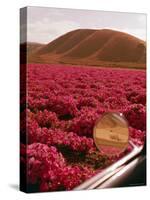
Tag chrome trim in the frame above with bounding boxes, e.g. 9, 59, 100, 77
74, 141, 143, 190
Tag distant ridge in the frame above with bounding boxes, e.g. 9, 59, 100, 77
26, 29, 146, 69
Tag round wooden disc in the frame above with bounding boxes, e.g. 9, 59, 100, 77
93, 112, 129, 155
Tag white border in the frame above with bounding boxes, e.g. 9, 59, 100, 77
0, 0, 149, 199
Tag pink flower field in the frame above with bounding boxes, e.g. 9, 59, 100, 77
20, 64, 146, 192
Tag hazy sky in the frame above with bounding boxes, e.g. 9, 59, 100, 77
25, 6, 146, 44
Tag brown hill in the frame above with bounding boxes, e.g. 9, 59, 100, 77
29, 29, 146, 68
20, 42, 44, 63
26, 42, 44, 54
37, 29, 82, 54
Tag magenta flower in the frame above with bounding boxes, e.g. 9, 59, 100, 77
20, 64, 146, 191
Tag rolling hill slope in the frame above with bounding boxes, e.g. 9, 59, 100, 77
27, 29, 146, 68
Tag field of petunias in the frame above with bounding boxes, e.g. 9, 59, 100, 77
20, 64, 146, 192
